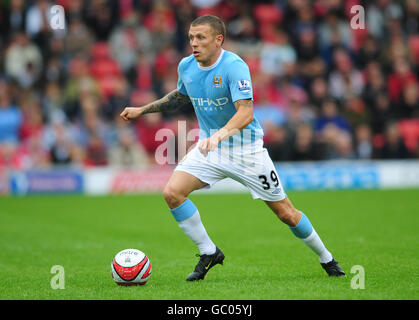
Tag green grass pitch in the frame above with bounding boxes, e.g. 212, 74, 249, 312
0, 189, 418, 300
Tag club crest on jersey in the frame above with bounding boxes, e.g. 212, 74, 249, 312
238, 79, 251, 92
212, 75, 222, 88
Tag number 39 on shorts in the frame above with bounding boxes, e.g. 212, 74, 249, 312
258, 170, 280, 190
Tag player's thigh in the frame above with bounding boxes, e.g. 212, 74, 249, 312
234, 149, 287, 202
164, 170, 208, 200
174, 144, 227, 189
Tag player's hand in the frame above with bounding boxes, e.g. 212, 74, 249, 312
120, 107, 144, 122
198, 135, 220, 157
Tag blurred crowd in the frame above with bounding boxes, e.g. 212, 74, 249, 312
0, 0, 419, 170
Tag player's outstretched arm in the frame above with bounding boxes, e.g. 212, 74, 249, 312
120, 89, 192, 121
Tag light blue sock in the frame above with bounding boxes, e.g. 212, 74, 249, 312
170, 198, 197, 222
289, 212, 313, 239
170, 199, 216, 255
290, 212, 333, 263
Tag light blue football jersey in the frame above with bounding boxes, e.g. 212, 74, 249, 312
177, 49, 264, 147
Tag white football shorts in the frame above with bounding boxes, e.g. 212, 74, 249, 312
174, 139, 287, 202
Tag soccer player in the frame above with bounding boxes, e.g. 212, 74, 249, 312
120, 15, 345, 281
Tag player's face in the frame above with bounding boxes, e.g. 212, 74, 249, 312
189, 24, 223, 67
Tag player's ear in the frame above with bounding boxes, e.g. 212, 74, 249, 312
215, 34, 223, 47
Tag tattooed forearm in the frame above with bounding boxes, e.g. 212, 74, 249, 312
140, 90, 192, 114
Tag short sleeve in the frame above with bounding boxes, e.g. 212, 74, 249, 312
227, 60, 253, 102
177, 62, 188, 96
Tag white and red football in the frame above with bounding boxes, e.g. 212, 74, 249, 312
111, 249, 152, 286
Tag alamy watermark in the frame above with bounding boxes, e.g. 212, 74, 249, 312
350, 265, 365, 289
153, 121, 265, 174
49, 5, 66, 31
50, 265, 65, 290
350, 5, 365, 30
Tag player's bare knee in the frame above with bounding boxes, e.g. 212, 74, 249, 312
163, 185, 185, 209
162, 185, 177, 207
